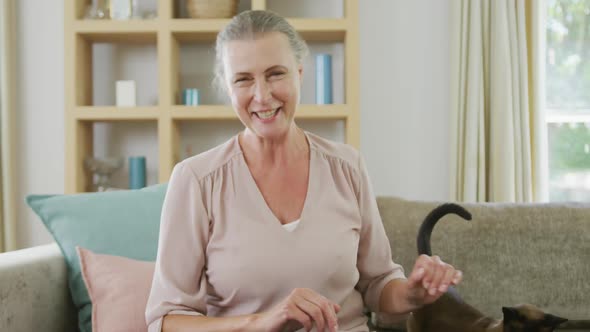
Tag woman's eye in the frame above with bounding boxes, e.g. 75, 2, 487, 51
234, 77, 249, 84
269, 72, 285, 78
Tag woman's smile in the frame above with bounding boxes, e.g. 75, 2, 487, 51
252, 107, 282, 121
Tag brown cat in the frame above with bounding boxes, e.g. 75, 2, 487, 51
407, 203, 568, 332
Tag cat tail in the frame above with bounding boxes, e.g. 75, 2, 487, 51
417, 203, 472, 256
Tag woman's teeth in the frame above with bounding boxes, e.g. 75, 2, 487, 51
257, 108, 279, 119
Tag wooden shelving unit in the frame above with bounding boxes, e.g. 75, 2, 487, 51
64, 0, 359, 193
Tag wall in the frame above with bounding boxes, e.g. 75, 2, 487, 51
360, 1, 451, 200
15, 0, 65, 248
14, 0, 452, 249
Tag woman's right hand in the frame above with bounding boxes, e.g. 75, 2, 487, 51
254, 288, 341, 332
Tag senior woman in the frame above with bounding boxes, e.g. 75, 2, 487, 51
145, 10, 461, 332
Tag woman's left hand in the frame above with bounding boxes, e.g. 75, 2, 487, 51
404, 254, 463, 306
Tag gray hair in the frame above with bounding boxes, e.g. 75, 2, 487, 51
213, 10, 309, 92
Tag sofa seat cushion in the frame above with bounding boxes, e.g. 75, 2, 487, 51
376, 197, 590, 321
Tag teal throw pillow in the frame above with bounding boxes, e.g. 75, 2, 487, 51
26, 183, 167, 332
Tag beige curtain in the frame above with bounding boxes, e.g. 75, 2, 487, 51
450, 0, 548, 202
0, 0, 17, 252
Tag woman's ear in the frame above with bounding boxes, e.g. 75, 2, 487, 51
298, 64, 304, 85
225, 83, 231, 99
223, 76, 233, 100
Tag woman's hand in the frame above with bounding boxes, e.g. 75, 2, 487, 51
405, 254, 463, 307
253, 288, 341, 332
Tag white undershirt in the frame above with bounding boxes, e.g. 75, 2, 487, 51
282, 219, 301, 232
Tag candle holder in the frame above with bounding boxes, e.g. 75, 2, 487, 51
84, 157, 124, 192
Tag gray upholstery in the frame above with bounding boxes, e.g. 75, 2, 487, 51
375, 197, 590, 329
0, 243, 77, 332
1, 197, 588, 331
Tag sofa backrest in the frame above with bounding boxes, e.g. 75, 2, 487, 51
376, 196, 590, 320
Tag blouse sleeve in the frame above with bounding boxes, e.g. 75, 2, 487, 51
145, 162, 210, 332
354, 154, 407, 313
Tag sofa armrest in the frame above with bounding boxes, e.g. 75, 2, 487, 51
0, 243, 77, 332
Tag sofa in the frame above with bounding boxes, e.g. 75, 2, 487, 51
0, 196, 588, 332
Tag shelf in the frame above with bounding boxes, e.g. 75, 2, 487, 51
65, 1, 359, 193
73, 20, 159, 43
170, 19, 231, 42
170, 18, 347, 42
72, 18, 347, 43
171, 105, 236, 119
288, 19, 347, 41
73, 106, 161, 121
170, 104, 350, 120
295, 104, 350, 118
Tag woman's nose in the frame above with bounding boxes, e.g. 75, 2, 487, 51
253, 80, 272, 103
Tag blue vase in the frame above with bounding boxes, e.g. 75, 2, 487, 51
183, 88, 200, 106
315, 54, 333, 104
128, 156, 146, 189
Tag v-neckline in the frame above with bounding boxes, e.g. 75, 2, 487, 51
237, 131, 314, 233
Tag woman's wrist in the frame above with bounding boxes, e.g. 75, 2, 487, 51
163, 313, 262, 332
380, 278, 422, 314
244, 313, 264, 332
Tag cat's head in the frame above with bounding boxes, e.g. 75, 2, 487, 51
502, 304, 567, 332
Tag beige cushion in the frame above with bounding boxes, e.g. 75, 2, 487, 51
376, 197, 590, 321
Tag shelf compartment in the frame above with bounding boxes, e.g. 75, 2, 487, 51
91, 121, 160, 190
175, 41, 221, 105
74, 106, 161, 121
177, 120, 245, 162
302, 42, 345, 104
297, 118, 346, 143
84, 41, 159, 107
172, 0, 253, 19
267, 0, 344, 19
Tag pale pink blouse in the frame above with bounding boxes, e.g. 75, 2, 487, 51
145, 131, 406, 332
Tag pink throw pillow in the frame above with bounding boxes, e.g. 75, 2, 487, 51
77, 246, 155, 332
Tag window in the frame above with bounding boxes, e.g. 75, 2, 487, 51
546, 0, 590, 201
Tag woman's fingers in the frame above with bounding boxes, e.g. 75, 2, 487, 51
262, 288, 340, 332
438, 263, 457, 292
302, 290, 339, 332
294, 297, 325, 332
415, 255, 434, 289
407, 266, 425, 288
409, 255, 463, 298
333, 302, 341, 314
284, 305, 312, 332
427, 256, 446, 295
321, 300, 338, 332
452, 270, 463, 285
293, 289, 339, 332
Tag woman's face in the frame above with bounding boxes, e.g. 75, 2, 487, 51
223, 32, 303, 140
